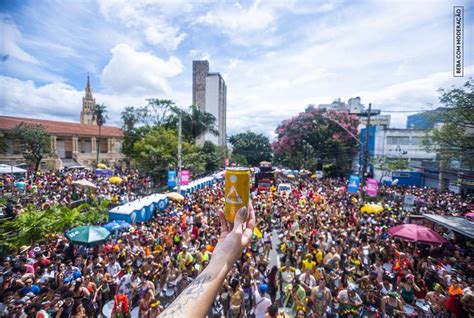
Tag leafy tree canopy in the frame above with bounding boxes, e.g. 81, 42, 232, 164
11, 123, 51, 172
0, 200, 108, 252
229, 131, 271, 166
371, 156, 409, 181
164, 104, 218, 143
0, 135, 8, 154
424, 80, 474, 169
132, 126, 180, 180
272, 106, 359, 176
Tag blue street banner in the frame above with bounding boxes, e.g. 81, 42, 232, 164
167, 170, 177, 187
347, 175, 360, 193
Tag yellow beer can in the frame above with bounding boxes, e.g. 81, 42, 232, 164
225, 167, 250, 222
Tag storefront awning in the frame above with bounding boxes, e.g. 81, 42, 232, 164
423, 214, 474, 239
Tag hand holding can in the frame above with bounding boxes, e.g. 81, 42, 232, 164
225, 168, 250, 223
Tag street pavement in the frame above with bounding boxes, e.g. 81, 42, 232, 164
268, 229, 281, 270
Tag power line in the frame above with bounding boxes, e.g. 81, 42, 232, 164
378, 110, 431, 113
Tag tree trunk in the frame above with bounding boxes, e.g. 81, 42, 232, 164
34, 155, 42, 172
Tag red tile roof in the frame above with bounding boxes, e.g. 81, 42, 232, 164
0, 116, 123, 138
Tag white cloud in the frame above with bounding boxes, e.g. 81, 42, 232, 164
195, 0, 281, 47
197, 1, 275, 32
356, 67, 474, 127
0, 15, 38, 64
3, 0, 474, 139
0, 76, 82, 119
0, 75, 161, 126
213, 0, 474, 135
98, 0, 188, 51
101, 44, 183, 96
189, 49, 211, 62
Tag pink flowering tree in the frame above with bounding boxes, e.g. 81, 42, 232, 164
272, 105, 360, 176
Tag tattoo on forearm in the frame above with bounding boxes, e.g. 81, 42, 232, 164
160, 272, 212, 317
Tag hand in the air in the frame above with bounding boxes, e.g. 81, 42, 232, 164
214, 201, 256, 266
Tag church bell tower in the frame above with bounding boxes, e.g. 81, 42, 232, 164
80, 74, 96, 125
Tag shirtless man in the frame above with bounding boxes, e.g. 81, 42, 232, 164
426, 283, 446, 318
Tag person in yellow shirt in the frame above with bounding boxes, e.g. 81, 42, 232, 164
301, 254, 316, 272
312, 244, 324, 266
111, 194, 119, 205
177, 245, 194, 271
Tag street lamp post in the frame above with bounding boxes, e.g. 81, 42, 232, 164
360, 103, 376, 201
177, 113, 182, 194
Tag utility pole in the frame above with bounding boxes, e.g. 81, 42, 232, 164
361, 103, 372, 201
177, 112, 182, 194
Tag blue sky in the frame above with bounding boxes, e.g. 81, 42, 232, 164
1, 0, 473, 136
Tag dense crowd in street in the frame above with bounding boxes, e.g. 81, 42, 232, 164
0, 172, 473, 318
0, 169, 152, 217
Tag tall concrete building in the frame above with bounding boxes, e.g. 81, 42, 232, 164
192, 60, 227, 147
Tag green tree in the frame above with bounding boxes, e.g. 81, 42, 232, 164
0, 201, 112, 252
132, 126, 220, 182
146, 99, 175, 126
79, 200, 109, 224
121, 106, 142, 131
183, 144, 207, 178
0, 205, 52, 249
50, 205, 83, 233
166, 105, 218, 143
272, 106, 360, 175
121, 107, 153, 166
132, 127, 181, 182
229, 131, 271, 166
92, 104, 109, 165
0, 134, 8, 154
121, 100, 177, 165
122, 99, 175, 128
200, 141, 226, 173
424, 80, 474, 169
11, 123, 51, 172
372, 156, 409, 182
230, 152, 248, 166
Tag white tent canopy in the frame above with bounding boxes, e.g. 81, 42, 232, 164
72, 179, 97, 189
0, 164, 27, 174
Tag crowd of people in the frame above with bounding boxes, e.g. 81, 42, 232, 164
0, 171, 473, 318
0, 168, 152, 217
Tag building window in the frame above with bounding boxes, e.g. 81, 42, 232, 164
81, 140, 91, 153
13, 141, 22, 155
393, 172, 410, 178
410, 137, 424, 145
115, 141, 122, 153
387, 136, 409, 145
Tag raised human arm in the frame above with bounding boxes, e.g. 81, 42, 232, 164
159, 203, 255, 318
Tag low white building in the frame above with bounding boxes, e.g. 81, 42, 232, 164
372, 127, 437, 180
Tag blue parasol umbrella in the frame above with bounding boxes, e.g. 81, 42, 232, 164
116, 220, 131, 230
103, 221, 121, 232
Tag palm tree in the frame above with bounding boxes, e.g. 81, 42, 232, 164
188, 104, 219, 141
166, 105, 218, 142
92, 104, 109, 165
